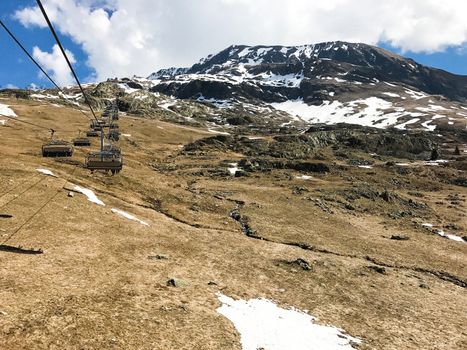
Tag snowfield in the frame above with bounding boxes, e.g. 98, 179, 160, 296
228, 163, 239, 175
269, 98, 459, 130
36, 168, 57, 177
270, 98, 399, 128
73, 186, 105, 206
111, 208, 149, 226
217, 294, 361, 350
0, 103, 17, 117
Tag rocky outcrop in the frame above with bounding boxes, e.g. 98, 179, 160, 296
183, 125, 438, 160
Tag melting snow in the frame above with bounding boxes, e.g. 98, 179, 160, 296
30, 93, 59, 100
423, 224, 465, 242
117, 83, 140, 94
36, 168, 57, 177
296, 175, 313, 180
0, 103, 17, 117
217, 294, 361, 350
405, 89, 428, 100
416, 105, 448, 113
383, 92, 400, 98
159, 100, 177, 111
436, 230, 465, 242
424, 160, 449, 166
73, 186, 105, 206
395, 118, 420, 130
208, 128, 230, 135
198, 96, 234, 109
358, 165, 373, 169
420, 115, 446, 131
228, 163, 239, 175
111, 208, 149, 226
270, 98, 402, 128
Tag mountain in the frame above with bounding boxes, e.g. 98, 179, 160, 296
10, 41, 467, 133
149, 41, 467, 100
147, 67, 189, 80
145, 42, 467, 131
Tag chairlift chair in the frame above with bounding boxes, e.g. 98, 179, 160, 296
85, 150, 123, 175
108, 129, 120, 141
103, 144, 121, 155
73, 136, 91, 147
42, 139, 73, 157
73, 131, 91, 146
86, 129, 99, 137
90, 119, 109, 130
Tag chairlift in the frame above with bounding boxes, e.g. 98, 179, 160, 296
103, 144, 121, 155
108, 129, 120, 141
73, 131, 91, 147
90, 119, 109, 130
85, 150, 123, 175
42, 129, 73, 157
86, 129, 99, 137
42, 139, 73, 157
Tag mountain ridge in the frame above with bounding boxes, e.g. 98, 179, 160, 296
148, 41, 467, 102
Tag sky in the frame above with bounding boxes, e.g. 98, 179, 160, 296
1, 0, 467, 89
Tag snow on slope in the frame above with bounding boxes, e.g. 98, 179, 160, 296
73, 186, 105, 206
0, 103, 17, 117
111, 208, 149, 226
217, 294, 361, 350
36, 168, 57, 177
271, 98, 394, 128
269, 97, 453, 130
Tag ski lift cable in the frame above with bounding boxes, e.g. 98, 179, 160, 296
1, 165, 78, 246
35, 0, 99, 123
1, 114, 54, 133
0, 175, 40, 201
0, 19, 93, 122
0, 176, 45, 211
1, 178, 66, 245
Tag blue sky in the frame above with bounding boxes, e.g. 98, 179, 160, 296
379, 43, 467, 77
0, 1, 92, 89
1, 0, 467, 89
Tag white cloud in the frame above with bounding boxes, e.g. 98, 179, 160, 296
3, 84, 19, 89
14, 0, 467, 81
32, 44, 76, 86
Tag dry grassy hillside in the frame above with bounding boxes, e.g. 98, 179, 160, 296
0, 97, 466, 350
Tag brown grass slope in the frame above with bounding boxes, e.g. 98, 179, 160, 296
0, 97, 466, 350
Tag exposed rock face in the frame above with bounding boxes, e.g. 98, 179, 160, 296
183, 124, 438, 160
148, 67, 189, 80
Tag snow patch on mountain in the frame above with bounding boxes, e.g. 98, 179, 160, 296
271, 98, 394, 128
148, 67, 189, 80
217, 293, 361, 350
111, 208, 149, 226
0, 103, 17, 117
